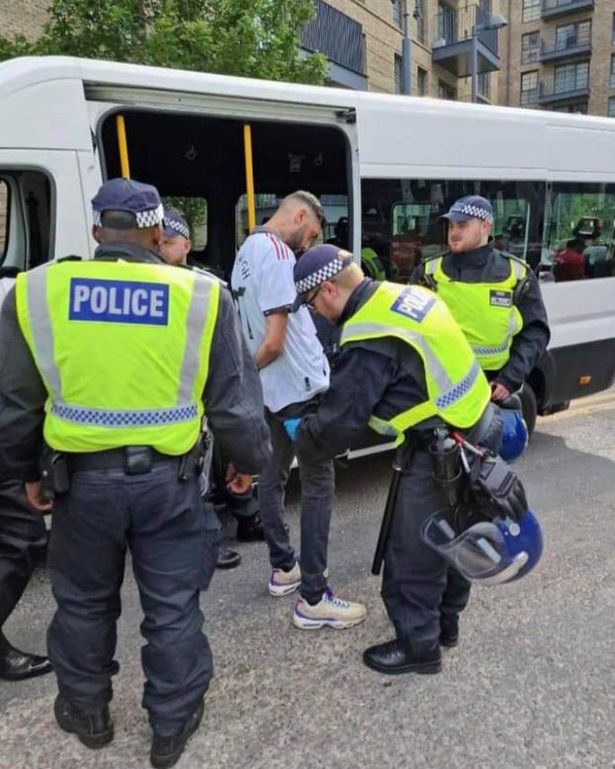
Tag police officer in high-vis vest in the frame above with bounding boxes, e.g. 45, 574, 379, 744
0, 179, 270, 768
412, 195, 549, 404
287, 244, 502, 675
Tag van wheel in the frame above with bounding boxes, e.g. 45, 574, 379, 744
520, 383, 537, 438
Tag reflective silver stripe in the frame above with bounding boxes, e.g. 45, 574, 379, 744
510, 258, 526, 280
341, 321, 453, 393
434, 360, 481, 409
423, 258, 438, 276
25, 267, 62, 398
50, 401, 197, 427
177, 273, 215, 404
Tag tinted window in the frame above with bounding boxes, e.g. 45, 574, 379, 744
361, 178, 548, 282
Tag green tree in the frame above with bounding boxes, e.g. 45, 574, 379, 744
0, 0, 326, 232
0, 0, 326, 84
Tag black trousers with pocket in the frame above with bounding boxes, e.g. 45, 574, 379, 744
47, 459, 220, 737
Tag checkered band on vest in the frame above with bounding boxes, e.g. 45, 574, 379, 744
165, 219, 190, 239
295, 257, 346, 295
435, 364, 479, 409
51, 402, 198, 426
451, 202, 493, 222
472, 342, 509, 356
92, 204, 164, 229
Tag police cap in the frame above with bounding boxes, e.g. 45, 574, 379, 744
441, 195, 493, 224
163, 208, 190, 239
91, 178, 164, 229
292, 243, 352, 312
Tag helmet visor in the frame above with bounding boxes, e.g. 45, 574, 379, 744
421, 511, 529, 585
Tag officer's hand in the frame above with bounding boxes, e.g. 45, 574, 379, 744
225, 462, 253, 496
25, 481, 53, 512
490, 381, 511, 402
283, 418, 301, 441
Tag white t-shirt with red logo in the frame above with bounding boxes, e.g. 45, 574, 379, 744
231, 229, 329, 413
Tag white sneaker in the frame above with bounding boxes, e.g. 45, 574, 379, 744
268, 562, 301, 596
293, 589, 367, 630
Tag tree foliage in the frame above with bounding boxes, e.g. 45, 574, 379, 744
0, 0, 326, 85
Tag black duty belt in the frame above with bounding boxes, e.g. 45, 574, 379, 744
66, 446, 178, 474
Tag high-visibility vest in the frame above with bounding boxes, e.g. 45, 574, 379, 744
361, 247, 386, 281
16, 258, 220, 454
423, 254, 526, 371
340, 282, 490, 444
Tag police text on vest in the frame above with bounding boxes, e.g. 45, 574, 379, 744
69, 278, 170, 325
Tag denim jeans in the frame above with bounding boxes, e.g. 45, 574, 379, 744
258, 400, 334, 604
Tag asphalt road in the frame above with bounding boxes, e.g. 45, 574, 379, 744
2, 393, 615, 769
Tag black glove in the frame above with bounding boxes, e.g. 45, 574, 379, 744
469, 454, 528, 522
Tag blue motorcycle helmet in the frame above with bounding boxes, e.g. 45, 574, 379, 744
421, 507, 543, 586
498, 393, 528, 462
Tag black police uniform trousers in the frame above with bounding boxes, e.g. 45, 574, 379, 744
382, 405, 502, 650
47, 459, 220, 736
0, 479, 47, 631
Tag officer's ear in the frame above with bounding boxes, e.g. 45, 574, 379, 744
152, 223, 163, 247
92, 225, 103, 244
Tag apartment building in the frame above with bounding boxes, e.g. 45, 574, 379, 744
498, 0, 615, 117
302, 0, 509, 102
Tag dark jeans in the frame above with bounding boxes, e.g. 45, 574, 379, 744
47, 461, 220, 736
0, 479, 47, 629
381, 405, 502, 649
259, 401, 334, 604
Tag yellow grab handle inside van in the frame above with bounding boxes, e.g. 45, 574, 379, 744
243, 123, 256, 231
115, 114, 131, 179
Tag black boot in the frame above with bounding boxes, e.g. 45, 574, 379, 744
439, 615, 459, 648
0, 631, 52, 681
151, 701, 204, 769
54, 694, 114, 749
363, 639, 441, 675
235, 514, 265, 543
216, 547, 241, 570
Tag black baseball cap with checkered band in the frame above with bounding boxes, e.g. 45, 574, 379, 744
292, 244, 352, 312
440, 195, 493, 223
91, 178, 164, 229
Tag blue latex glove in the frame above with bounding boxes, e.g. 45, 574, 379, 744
283, 418, 301, 441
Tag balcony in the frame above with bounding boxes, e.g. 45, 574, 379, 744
301, 0, 367, 90
539, 80, 590, 105
541, 0, 595, 21
432, 4, 502, 78
540, 28, 592, 63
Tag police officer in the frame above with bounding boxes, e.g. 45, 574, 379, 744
0, 273, 51, 681
0, 179, 270, 767
412, 195, 550, 404
288, 244, 502, 674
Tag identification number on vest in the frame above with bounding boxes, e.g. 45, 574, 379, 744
489, 289, 513, 308
391, 288, 435, 323
69, 278, 170, 325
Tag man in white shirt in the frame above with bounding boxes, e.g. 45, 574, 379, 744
231, 191, 366, 629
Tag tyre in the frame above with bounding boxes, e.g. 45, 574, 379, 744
520, 382, 537, 438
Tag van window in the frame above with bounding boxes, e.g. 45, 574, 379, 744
545, 183, 615, 281
361, 178, 548, 282
0, 180, 8, 263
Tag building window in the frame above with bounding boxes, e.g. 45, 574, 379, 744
478, 73, 491, 100
520, 70, 539, 104
522, 0, 540, 23
416, 0, 426, 44
417, 67, 428, 96
554, 61, 589, 94
611, 55, 615, 89
612, 13, 615, 45
394, 54, 403, 94
555, 21, 591, 51
521, 31, 540, 64
438, 80, 456, 100
608, 97, 615, 117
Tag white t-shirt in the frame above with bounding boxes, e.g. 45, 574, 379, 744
0, 277, 15, 310
231, 229, 329, 413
